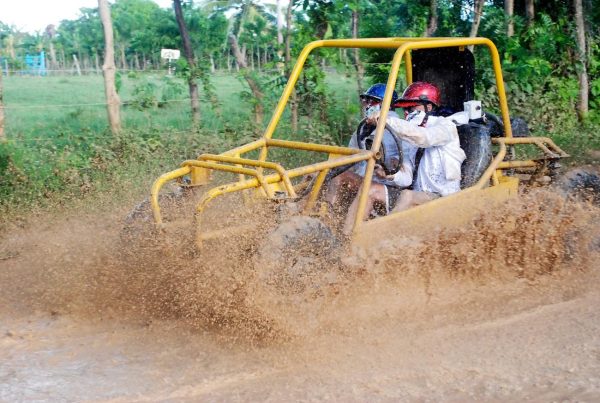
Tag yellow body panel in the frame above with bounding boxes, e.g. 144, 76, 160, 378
354, 176, 519, 248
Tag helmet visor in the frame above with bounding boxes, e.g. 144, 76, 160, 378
360, 96, 381, 106
394, 100, 422, 108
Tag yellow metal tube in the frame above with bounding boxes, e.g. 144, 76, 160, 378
500, 136, 568, 157
351, 158, 376, 235
285, 151, 371, 178
198, 154, 297, 197
498, 160, 538, 169
194, 152, 372, 220
221, 138, 265, 157
405, 50, 412, 84
150, 166, 191, 226
182, 160, 274, 198
304, 168, 329, 213
475, 142, 507, 188
266, 138, 361, 155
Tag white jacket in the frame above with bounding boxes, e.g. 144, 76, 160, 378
386, 111, 466, 196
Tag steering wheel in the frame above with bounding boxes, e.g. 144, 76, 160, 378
294, 120, 404, 199
355, 119, 403, 176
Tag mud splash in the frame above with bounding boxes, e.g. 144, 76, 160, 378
2, 188, 598, 339
1, 187, 600, 400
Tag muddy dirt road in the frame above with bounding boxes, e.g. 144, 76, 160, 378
1, 192, 599, 401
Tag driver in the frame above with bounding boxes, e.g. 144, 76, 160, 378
324, 83, 414, 214
344, 81, 466, 232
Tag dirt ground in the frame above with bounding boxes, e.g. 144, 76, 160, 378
1, 190, 600, 402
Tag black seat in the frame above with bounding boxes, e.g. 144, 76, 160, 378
457, 122, 493, 188
412, 47, 493, 188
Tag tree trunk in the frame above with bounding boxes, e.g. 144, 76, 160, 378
276, 0, 284, 74
468, 0, 485, 51
285, 0, 298, 132
0, 68, 5, 141
525, 0, 535, 28
95, 52, 100, 73
73, 55, 82, 76
60, 48, 66, 70
49, 42, 57, 71
351, 10, 364, 100
505, 0, 514, 37
119, 45, 126, 70
229, 34, 264, 125
425, 0, 438, 37
257, 46, 261, 72
98, 0, 122, 134
574, 0, 588, 119
173, 0, 200, 126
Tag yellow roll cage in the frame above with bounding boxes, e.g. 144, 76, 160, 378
149, 37, 567, 246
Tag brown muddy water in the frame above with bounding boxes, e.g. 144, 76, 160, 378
1, 189, 599, 402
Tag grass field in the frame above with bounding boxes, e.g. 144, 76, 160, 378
2, 72, 359, 140
0, 71, 359, 216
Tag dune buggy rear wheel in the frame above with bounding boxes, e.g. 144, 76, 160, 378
555, 166, 600, 206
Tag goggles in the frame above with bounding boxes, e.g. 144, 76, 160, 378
360, 96, 381, 107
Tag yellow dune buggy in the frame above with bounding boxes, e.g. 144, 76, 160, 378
146, 37, 568, 255
126, 38, 596, 300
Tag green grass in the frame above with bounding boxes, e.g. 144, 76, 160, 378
3, 73, 247, 137
0, 71, 359, 222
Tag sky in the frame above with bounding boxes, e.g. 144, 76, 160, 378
1, 0, 174, 33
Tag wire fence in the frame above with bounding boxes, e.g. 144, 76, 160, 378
1, 128, 196, 144
2, 98, 192, 110
1, 61, 396, 77
0, 65, 393, 146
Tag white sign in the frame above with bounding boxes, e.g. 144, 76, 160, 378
161, 49, 181, 60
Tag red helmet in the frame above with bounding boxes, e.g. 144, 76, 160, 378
395, 81, 441, 108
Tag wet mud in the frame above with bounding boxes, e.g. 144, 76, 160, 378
1, 188, 600, 401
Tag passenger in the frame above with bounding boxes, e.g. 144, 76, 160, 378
344, 81, 466, 232
325, 83, 412, 215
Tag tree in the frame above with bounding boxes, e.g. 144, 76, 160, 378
285, 0, 298, 132
112, 0, 163, 69
173, 0, 201, 126
505, 0, 514, 37
574, 0, 588, 119
468, 0, 485, 50
228, 33, 264, 125
98, 0, 121, 134
426, 0, 438, 37
0, 67, 4, 141
350, 1, 364, 99
44, 25, 58, 70
525, 0, 535, 28
276, 0, 284, 73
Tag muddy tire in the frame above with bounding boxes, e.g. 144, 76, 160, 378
254, 216, 341, 295
120, 188, 198, 259
555, 166, 600, 206
250, 216, 343, 336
